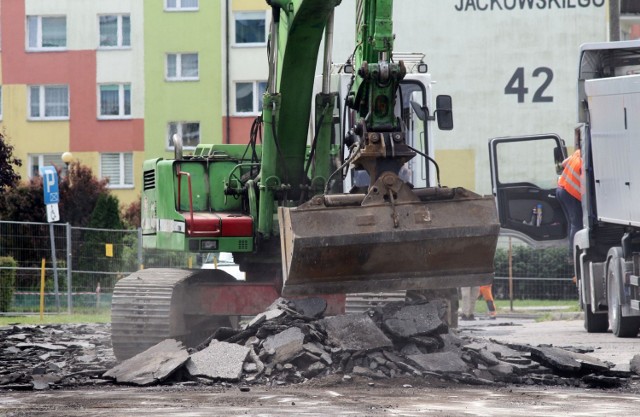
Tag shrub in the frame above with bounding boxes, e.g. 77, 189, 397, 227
0, 256, 17, 311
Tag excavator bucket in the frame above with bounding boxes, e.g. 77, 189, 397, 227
278, 187, 500, 296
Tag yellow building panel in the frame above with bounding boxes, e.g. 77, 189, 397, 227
0, 85, 70, 181
232, 0, 267, 11
434, 149, 476, 191
71, 151, 144, 207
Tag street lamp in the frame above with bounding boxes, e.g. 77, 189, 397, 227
61, 152, 73, 180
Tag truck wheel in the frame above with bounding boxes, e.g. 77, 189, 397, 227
607, 249, 640, 337
583, 304, 608, 333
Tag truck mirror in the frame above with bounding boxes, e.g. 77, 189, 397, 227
436, 95, 453, 131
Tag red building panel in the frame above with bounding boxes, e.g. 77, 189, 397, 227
1, 0, 144, 152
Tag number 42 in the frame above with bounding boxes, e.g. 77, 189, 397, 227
505, 67, 553, 103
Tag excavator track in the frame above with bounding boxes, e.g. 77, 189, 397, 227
111, 268, 234, 361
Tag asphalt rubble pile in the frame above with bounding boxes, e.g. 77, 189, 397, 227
3, 299, 640, 391
103, 298, 640, 390
0, 323, 116, 390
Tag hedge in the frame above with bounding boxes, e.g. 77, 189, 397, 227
0, 256, 17, 311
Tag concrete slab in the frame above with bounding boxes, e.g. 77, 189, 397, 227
407, 351, 469, 374
321, 314, 392, 352
186, 341, 250, 382
529, 346, 611, 373
103, 339, 189, 386
262, 327, 306, 364
382, 301, 448, 339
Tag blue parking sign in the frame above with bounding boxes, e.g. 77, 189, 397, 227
40, 166, 59, 205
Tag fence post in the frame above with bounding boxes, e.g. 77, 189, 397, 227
49, 223, 60, 312
508, 237, 513, 312
66, 223, 73, 314
137, 227, 143, 269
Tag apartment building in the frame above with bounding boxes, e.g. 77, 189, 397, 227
0, 0, 221, 205
144, 0, 222, 159
0, 0, 144, 204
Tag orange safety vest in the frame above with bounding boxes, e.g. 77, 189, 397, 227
558, 150, 582, 201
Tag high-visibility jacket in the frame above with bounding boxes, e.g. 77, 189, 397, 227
558, 149, 581, 201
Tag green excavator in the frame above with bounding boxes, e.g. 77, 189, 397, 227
111, 0, 499, 360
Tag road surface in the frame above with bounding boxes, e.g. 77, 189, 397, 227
1, 316, 639, 416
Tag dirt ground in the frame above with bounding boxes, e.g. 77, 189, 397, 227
2, 315, 640, 416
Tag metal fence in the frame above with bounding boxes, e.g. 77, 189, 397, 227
0, 220, 578, 314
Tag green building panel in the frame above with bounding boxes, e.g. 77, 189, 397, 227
144, 0, 223, 161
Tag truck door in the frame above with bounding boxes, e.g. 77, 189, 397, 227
488, 134, 568, 247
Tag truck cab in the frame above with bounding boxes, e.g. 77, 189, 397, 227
490, 41, 640, 338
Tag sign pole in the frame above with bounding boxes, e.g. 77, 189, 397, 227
49, 223, 60, 312
41, 166, 61, 313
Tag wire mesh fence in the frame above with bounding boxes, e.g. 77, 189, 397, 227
0, 221, 578, 314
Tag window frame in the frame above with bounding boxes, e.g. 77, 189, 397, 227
100, 152, 134, 189
234, 81, 267, 115
233, 11, 267, 47
28, 154, 66, 179
98, 83, 132, 120
28, 85, 70, 121
98, 14, 131, 49
165, 0, 199, 12
26, 15, 67, 51
165, 53, 199, 81
167, 121, 201, 150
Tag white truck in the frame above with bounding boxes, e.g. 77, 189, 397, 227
489, 40, 640, 337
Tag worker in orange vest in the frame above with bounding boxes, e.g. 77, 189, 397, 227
556, 148, 582, 264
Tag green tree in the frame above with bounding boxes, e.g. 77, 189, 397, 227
88, 194, 123, 230
0, 132, 22, 190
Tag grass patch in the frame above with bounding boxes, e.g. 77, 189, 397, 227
0, 311, 111, 326
474, 299, 580, 315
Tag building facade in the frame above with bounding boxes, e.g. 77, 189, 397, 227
222, 0, 270, 145
0, 0, 222, 206
1, 0, 639, 206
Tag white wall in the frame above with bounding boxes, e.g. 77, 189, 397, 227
330, 0, 608, 194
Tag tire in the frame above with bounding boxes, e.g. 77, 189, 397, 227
607, 248, 640, 338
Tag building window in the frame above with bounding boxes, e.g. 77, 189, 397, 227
29, 85, 69, 120
234, 12, 266, 45
99, 84, 131, 119
168, 122, 200, 149
101, 152, 134, 188
166, 53, 199, 81
235, 81, 267, 114
99, 15, 131, 48
165, 0, 199, 11
29, 154, 65, 179
27, 16, 66, 50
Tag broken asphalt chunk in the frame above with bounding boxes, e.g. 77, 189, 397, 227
186, 341, 250, 382
103, 339, 188, 386
381, 301, 448, 339
320, 314, 392, 352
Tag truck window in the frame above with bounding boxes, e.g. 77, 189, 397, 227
496, 139, 558, 189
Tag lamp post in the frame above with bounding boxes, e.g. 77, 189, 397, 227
60, 151, 74, 314
61, 152, 73, 181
